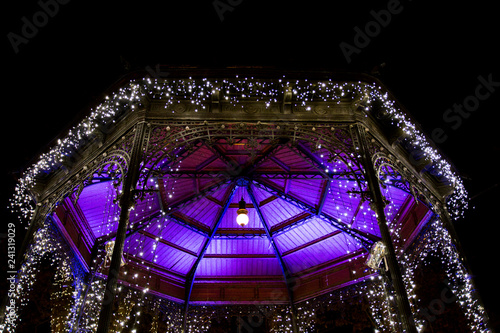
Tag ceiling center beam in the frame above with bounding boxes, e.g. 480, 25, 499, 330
195, 154, 218, 172
316, 178, 331, 216
290, 142, 331, 179
247, 184, 299, 332
246, 186, 294, 296
182, 182, 237, 329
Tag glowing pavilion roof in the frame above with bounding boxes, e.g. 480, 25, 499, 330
55, 127, 431, 304
15, 68, 465, 305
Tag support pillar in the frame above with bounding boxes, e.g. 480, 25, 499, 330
96, 122, 147, 333
288, 304, 300, 333
355, 125, 418, 333
73, 243, 101, 332
436, 208, 491, 331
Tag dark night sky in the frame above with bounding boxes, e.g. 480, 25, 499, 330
3, 0, 500, 329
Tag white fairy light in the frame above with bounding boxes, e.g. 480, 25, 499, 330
6, 75, 478, 332
10, 77, 467, 226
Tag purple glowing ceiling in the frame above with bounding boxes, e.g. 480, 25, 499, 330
74, 137, 412, 281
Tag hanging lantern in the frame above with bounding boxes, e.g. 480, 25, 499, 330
365, 241, 387, 270
104, 240, 126, 267
236, 197, 249, 227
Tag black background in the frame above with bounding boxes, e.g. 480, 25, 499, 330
3, 0, 499, 329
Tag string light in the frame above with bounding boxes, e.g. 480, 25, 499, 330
3, 217, 489, 332
5, 75, 482, 332
10, 76, 467, 225
1, 221, 85, 332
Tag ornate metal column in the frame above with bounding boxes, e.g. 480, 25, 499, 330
354, 124, 418, 333
73, 244, 102, 332
96, 121, 147, 333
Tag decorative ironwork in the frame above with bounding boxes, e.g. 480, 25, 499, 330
9, 73, 483, 333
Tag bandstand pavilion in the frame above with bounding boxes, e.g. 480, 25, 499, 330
2, 68, 490, 332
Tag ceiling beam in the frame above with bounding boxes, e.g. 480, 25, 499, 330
204, 195, 223, 207
269, 212, 313, 237
195, 154, 218, 172
293, 248, 367, 278
215, 228, 266, 237
160, 170, 328, 179
170, 212, 211, 234
182, 182, 237, 329
247, 185, 292, 286
138, 230, 198, 257
156, 139, 205, 173
97, 178, 230, 243
203, 141, 240, 171
269, 155, 290, 173
259, 195, 277, 207
97, 211, 162, 244
289, 142, 331, 178
348, 197, 365, 230
316, 178, 331, 216
252, 179, 378, 248
247, 184, 299, 332
204, 254, 275, 259
281, 230, 342, 257
242, 139, 287, 174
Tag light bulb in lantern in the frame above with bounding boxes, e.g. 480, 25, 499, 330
236, 213, 249, 226
236, 197, 249, 227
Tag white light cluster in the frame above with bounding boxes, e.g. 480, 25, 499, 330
366, 88, 468, 219
365, 274, 400, 331
10, 83, 142, 224
401, 217, 491, 332
6, 216, 489, 332
6, 75, 473, 331
361, 169, 488, 332
1, 222, 84, 332
186, 304, 297, 333
77, 277, 185, 332
10, 76, 467, 226
77, 278, 106, 331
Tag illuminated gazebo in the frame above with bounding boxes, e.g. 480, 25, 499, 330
3, 68, 490, 332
